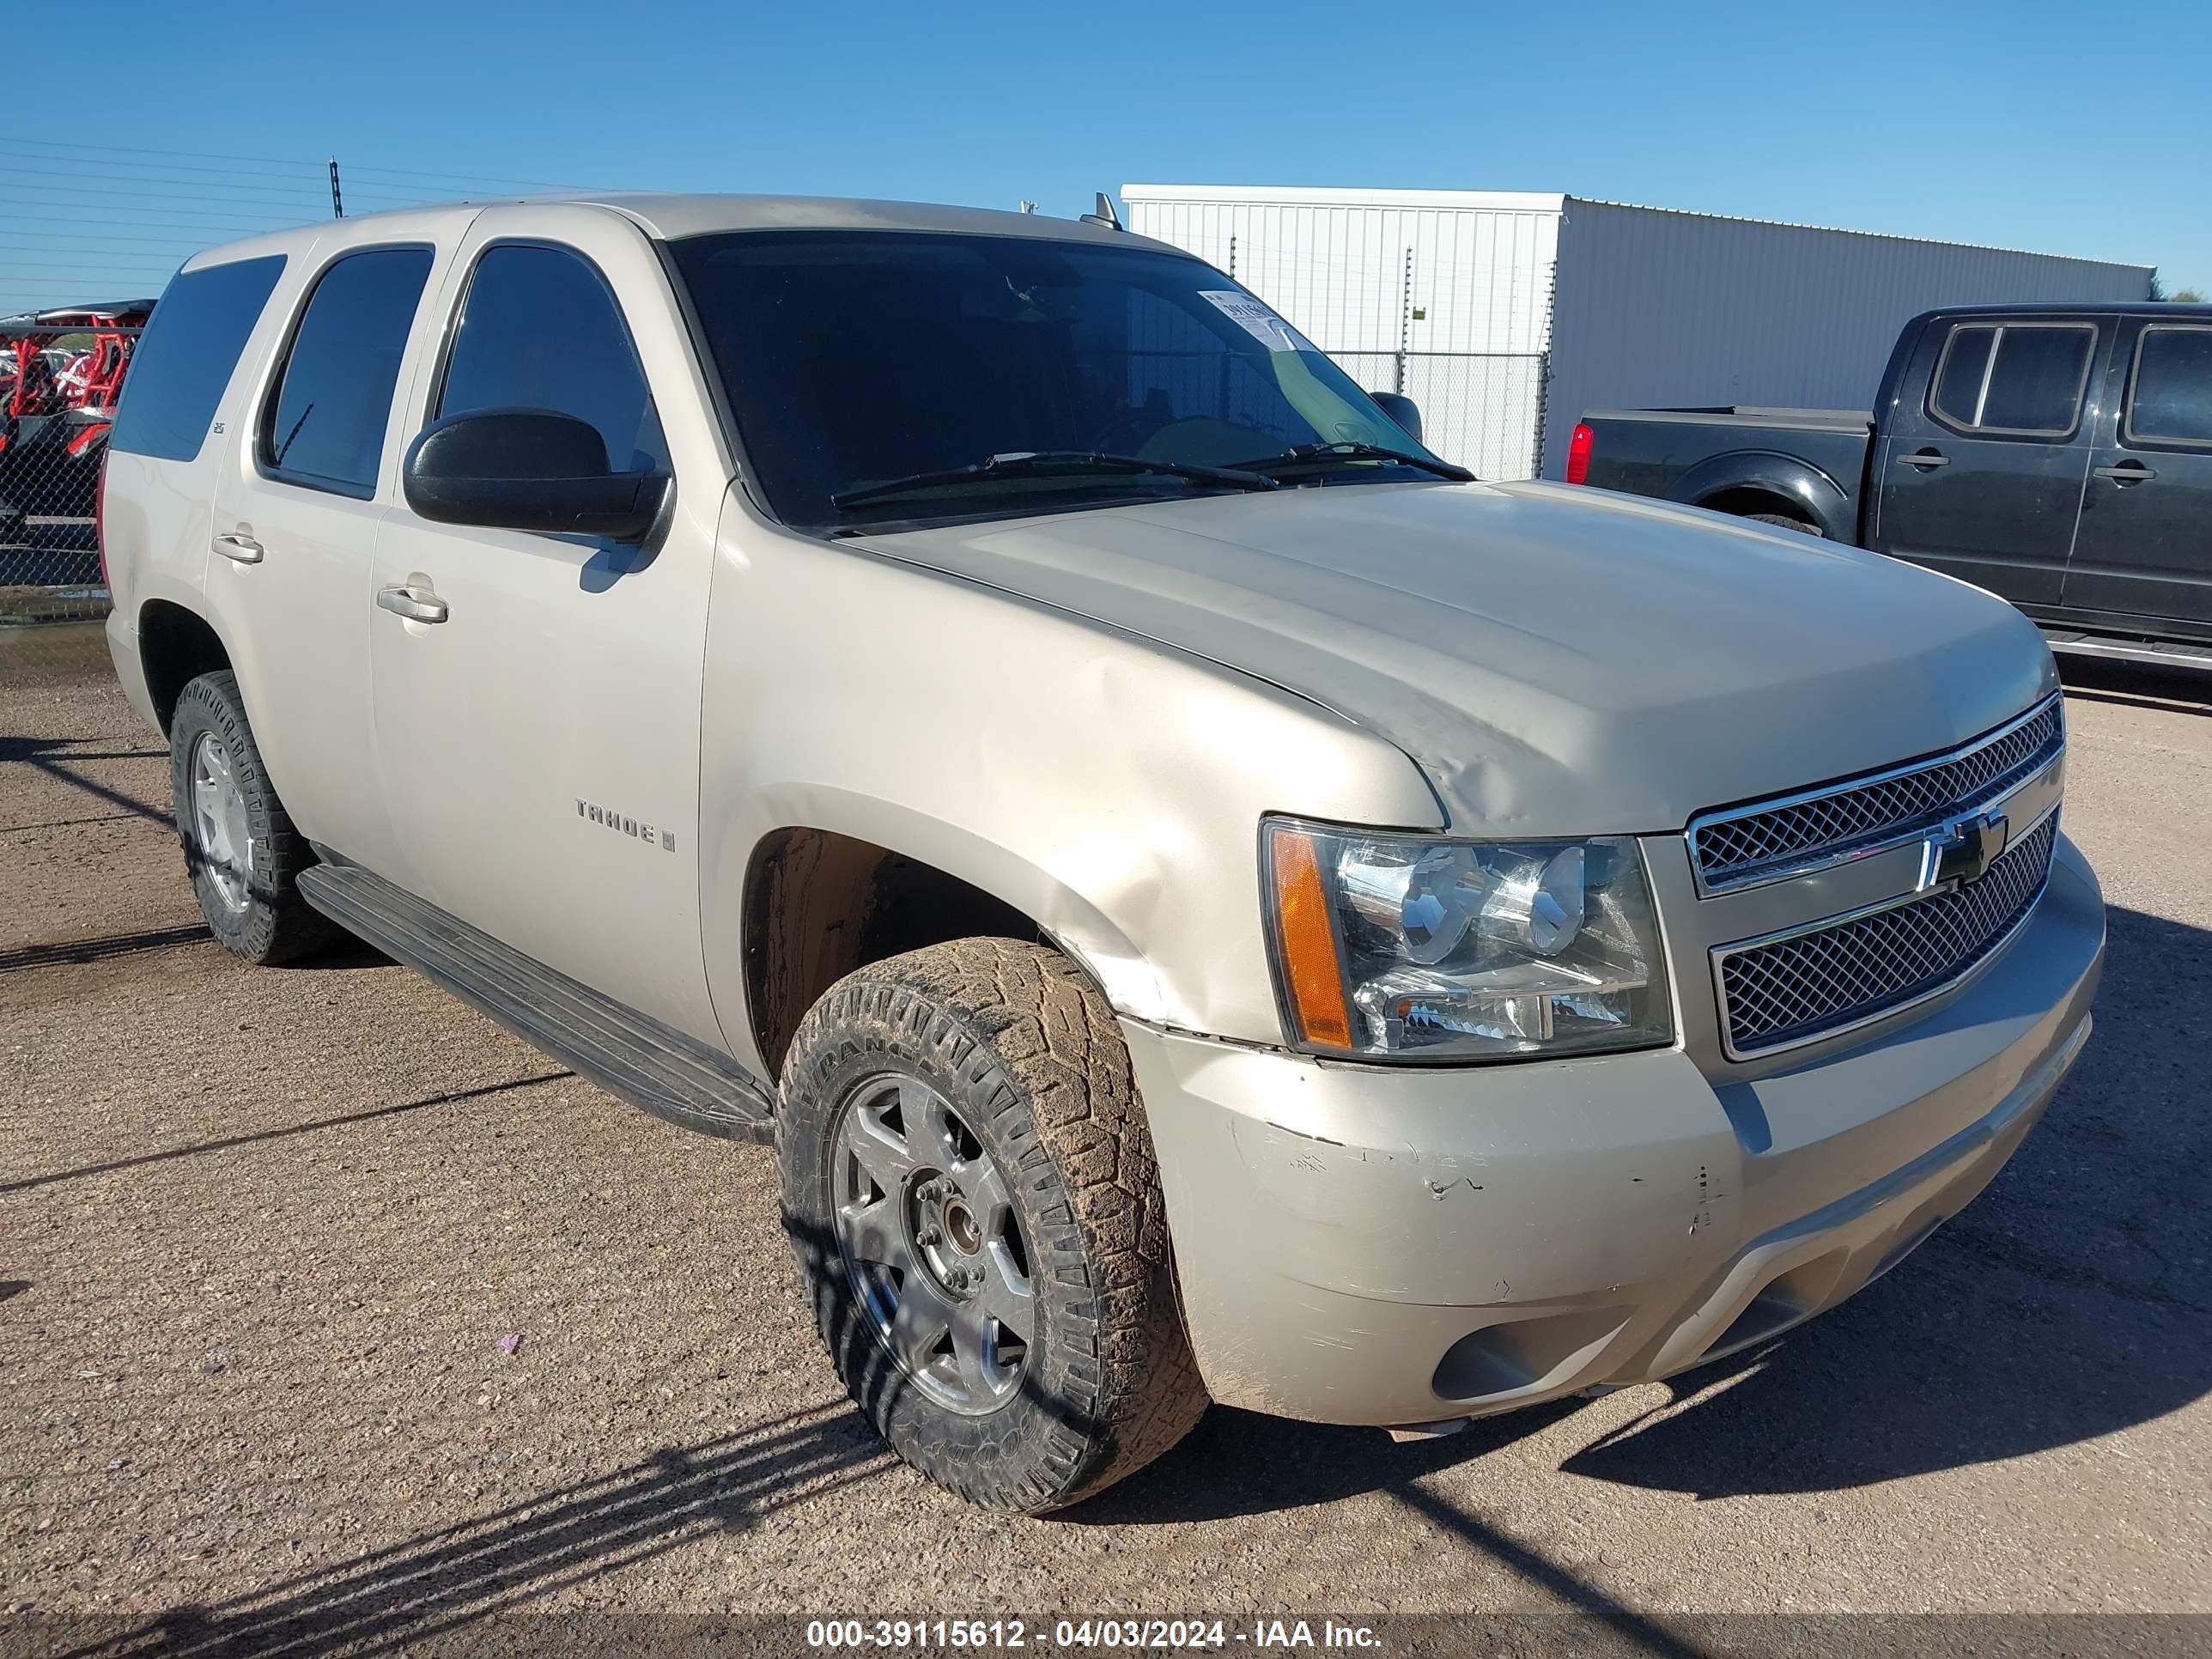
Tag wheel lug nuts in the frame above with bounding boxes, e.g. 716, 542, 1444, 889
917, 1225, 940, 1246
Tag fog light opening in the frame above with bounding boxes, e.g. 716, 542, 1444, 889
1431, 1308, 1629, 1404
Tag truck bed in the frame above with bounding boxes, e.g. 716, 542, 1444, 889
1576, 407, 1874, 538
1585, 405, 1872, 431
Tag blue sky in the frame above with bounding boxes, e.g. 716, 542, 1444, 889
3, 0, 2204, 314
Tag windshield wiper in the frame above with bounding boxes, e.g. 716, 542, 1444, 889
830, 450, 1282, 510
1224, 442, 1475, 482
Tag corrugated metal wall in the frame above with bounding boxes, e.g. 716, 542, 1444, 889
1125, 187, 1562, 353
1123, 188, 1560, 477
1543, 198, 2154, 477
1125, 186, 2155, 483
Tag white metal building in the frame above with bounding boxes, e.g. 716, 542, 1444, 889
1121, 185, 2153, 480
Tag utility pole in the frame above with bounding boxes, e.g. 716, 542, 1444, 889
328, 159, 343, 220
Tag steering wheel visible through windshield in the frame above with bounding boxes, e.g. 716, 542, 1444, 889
666, 228, 1459, 532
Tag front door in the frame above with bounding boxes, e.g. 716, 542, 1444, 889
1871, 316, 2104, 609
368, 207, 727, 1045
2063, 318, 2212, 631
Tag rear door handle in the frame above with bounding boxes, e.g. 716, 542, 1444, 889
2093, 462, 2156, 484
376, 584, 449, 624
211, 532, 263, 563
1898, 449, 1950, 470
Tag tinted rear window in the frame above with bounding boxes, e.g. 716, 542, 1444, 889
1930, 321, 2094, 436
108, 255, 286, 463
1929, 326, 1994, 428
1978, 326, 2094, 433
261, 246, 434, 496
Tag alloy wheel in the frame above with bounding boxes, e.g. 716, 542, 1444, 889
188, 730, 252, 912
830, 1073, 1035, 1415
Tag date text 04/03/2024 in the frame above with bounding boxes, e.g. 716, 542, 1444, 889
803, 1619, 1382, 1650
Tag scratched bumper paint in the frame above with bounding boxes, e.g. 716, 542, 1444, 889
1127, 842, 2104, 1427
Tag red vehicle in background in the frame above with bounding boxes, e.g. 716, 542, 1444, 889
2, 299, 155, 581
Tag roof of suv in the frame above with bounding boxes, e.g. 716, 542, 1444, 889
580, 193, 1163, 247
180, 194, 1174, 270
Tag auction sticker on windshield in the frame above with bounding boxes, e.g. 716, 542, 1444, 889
1200, 291, 1315, 353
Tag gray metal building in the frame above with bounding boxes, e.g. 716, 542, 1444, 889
1121, 185, 2154, 479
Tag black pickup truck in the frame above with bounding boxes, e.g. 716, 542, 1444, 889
1572, 302, 2212, 670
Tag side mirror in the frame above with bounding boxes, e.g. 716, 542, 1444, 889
402, 408, 669, 543
1368, 391, 1422, 443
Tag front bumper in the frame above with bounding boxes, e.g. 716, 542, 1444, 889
1126, 835, 2104, 1427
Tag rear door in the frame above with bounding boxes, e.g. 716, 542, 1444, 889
204, 241, 442, 868
2061, 319, 2212, 630
1871, 315, 2104, 607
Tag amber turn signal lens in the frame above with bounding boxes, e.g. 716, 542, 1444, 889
1268, 824, 1353, 1049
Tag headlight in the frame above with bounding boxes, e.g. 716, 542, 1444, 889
1263, 820, 1673, 1060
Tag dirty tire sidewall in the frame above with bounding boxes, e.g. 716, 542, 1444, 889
167, 670, 337, 966
1747, 511, 1824, 537
778, 938, 1208, 1514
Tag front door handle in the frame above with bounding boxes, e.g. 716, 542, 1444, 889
1898, 449, 1950, 470
211, 532, 263, 563
2093, 462, 2156, 485
376, 584, 449, 624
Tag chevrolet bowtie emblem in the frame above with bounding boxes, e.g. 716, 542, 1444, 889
1920, 809, 2009, 892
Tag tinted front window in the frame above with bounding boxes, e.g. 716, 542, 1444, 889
2127, 326, 2212, 446
109, 255, 286, 463
436, 244, 665, 471
262, 246, 433, 495
668, 229, 1443, 529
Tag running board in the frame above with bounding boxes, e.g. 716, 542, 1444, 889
2041, 629, 2212, 672
295, 861, 773, 1141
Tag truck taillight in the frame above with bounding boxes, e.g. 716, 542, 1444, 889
95, 453, 111, 591
1565, 422, 1594, 485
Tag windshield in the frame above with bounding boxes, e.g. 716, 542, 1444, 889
667, 229, 1452, 531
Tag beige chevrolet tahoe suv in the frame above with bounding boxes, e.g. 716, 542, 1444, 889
101, 194, 2104, 1513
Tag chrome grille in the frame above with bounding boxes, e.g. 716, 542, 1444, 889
1689, 696, 2063, 893
1717, 811, 2058, 1057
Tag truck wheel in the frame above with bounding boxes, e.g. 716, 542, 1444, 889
1747, 511, 1823, 537
778, 938, 1208, 1512
167, 671, 337, 965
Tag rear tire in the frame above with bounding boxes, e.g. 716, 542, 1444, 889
168, 671, 338, 965
777, 938, 1208, 1513
1747, 510, 1823, 537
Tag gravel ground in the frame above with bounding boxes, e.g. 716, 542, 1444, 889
3, 627, 2208, 1646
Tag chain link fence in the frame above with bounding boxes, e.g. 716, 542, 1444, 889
3, 322, 136, 678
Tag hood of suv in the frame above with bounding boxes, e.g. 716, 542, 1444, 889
855, 480, 2058, 836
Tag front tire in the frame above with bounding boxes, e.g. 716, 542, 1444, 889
168, 671, 337, 964
778, 939, 1207, 1512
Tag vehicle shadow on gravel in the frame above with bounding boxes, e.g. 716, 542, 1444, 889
1086, 903, 2210, 1518
0, 732, 169, 823
51, 1407, 899, 1659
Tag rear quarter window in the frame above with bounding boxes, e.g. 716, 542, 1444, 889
107, 255, 287, 463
